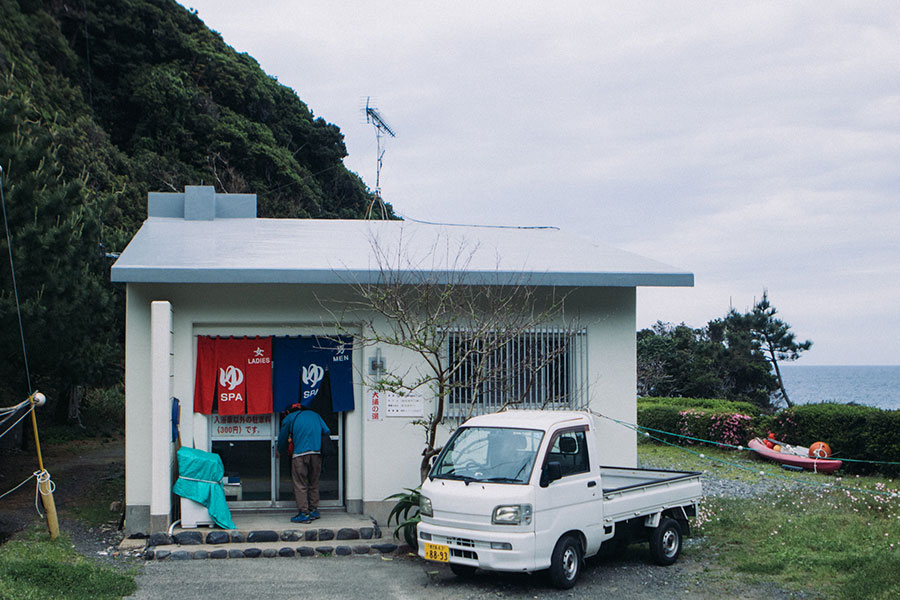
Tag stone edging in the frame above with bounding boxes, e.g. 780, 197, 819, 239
140, 525, 381, 547
143, 542, 401, 561
134, 525, 409, 561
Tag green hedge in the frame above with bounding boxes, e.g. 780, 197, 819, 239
639, 397, 760, 415
637, 398, 900, 476
772, 403, 900, 475
637, 398, 757, 448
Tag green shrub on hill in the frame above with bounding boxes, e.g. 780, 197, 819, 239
0, 0, 390, 412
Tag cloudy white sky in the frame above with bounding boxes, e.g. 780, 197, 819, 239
181, 1, 899, 365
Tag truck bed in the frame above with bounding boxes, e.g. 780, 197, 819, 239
599, 465, 702, 524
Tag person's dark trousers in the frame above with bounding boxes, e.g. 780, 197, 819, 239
291, 453, 322, 513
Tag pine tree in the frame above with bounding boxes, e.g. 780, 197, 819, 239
745, 291, 812, 407
0, 88, 121, 413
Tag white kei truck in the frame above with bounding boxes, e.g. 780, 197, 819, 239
417, 410, 703, 589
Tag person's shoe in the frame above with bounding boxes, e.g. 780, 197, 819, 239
291, 512, 311, 523
308, 509, 320, 521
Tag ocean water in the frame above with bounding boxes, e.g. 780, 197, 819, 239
778, 365, 900, 411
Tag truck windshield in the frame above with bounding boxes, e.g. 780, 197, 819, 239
431, 427, 544, 484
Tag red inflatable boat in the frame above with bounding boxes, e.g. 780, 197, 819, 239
748, 438, 842, 474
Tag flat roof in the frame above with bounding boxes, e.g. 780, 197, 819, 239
110, 217, 694, 287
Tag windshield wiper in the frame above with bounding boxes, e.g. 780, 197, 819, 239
435, 471, 478, 485
482, 477, 523, 483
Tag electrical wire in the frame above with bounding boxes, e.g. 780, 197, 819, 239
394, 211, 560, 231
0, 165, 32, 394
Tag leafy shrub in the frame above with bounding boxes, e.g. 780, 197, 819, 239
37, 386, 125, 444
679, 411, 754, 447
638, 397, 758, 447
80, 385, 125, 436
635, 404, 682, 440
639, 397, 760, 415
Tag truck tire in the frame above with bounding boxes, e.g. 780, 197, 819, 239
649, 518, 682, 566
549, 534, 582, 589
449, 563, 477, 578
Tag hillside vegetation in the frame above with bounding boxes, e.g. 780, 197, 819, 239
0, 0, 386, 411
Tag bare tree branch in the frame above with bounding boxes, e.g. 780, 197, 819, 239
319, 231, 578, 480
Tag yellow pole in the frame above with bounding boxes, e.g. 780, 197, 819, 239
29, 392, 59, 539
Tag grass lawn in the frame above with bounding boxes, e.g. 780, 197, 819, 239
0, 527, 136, 600
0, 433, 133, 600
639, 441, 900, 599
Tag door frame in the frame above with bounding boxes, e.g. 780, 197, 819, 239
273, 412, 343, 508
193, 327, 355, 510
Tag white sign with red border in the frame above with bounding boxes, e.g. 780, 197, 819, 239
368, 390, 425, 420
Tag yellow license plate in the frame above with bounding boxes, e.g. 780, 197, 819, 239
423, 542, 449, 562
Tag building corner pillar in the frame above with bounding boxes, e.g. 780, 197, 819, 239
149, 301, 174, 531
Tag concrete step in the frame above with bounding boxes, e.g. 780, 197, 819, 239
143, 539, 402, 561
123, 512, 409, 561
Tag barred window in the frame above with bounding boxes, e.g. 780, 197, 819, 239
446, 328, 588, 417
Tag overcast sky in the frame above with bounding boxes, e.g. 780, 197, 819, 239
181, 1, 899, 365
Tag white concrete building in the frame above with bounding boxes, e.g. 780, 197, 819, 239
111, 186, 692, 534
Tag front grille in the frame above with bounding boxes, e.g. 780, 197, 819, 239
451, 548, 478, 560
445, 536, 476, 548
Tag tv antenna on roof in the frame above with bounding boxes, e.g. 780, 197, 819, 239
363, 97, 396, 219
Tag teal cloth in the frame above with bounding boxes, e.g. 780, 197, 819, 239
172, 446, 235, 530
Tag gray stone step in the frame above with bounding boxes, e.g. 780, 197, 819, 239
144, 540, 402, 561
133, 522, 408, 561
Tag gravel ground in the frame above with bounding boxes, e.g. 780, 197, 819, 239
695, 470, 792, 498
637, 448, 815, 500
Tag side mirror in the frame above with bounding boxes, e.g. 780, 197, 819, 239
540, 461, 562, 487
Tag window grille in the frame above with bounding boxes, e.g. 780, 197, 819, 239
446, 328, 588, 418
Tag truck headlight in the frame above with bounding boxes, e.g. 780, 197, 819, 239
492, 504, 532, 525
420, 495, 433, 517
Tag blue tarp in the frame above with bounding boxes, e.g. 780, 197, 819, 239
172, 446, 235, 529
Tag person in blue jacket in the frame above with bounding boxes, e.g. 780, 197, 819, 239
277, 405, 331, 523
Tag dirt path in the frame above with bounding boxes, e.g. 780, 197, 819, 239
0, 434, 125, 549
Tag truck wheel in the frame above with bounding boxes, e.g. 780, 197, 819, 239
549, 534, 582, 589
649, 518, 682, 566
449, 563, 477, 578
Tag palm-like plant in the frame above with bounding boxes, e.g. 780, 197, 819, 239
385, 487, 421, 550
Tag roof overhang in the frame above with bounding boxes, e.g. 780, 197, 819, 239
111, 218, 693, 288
